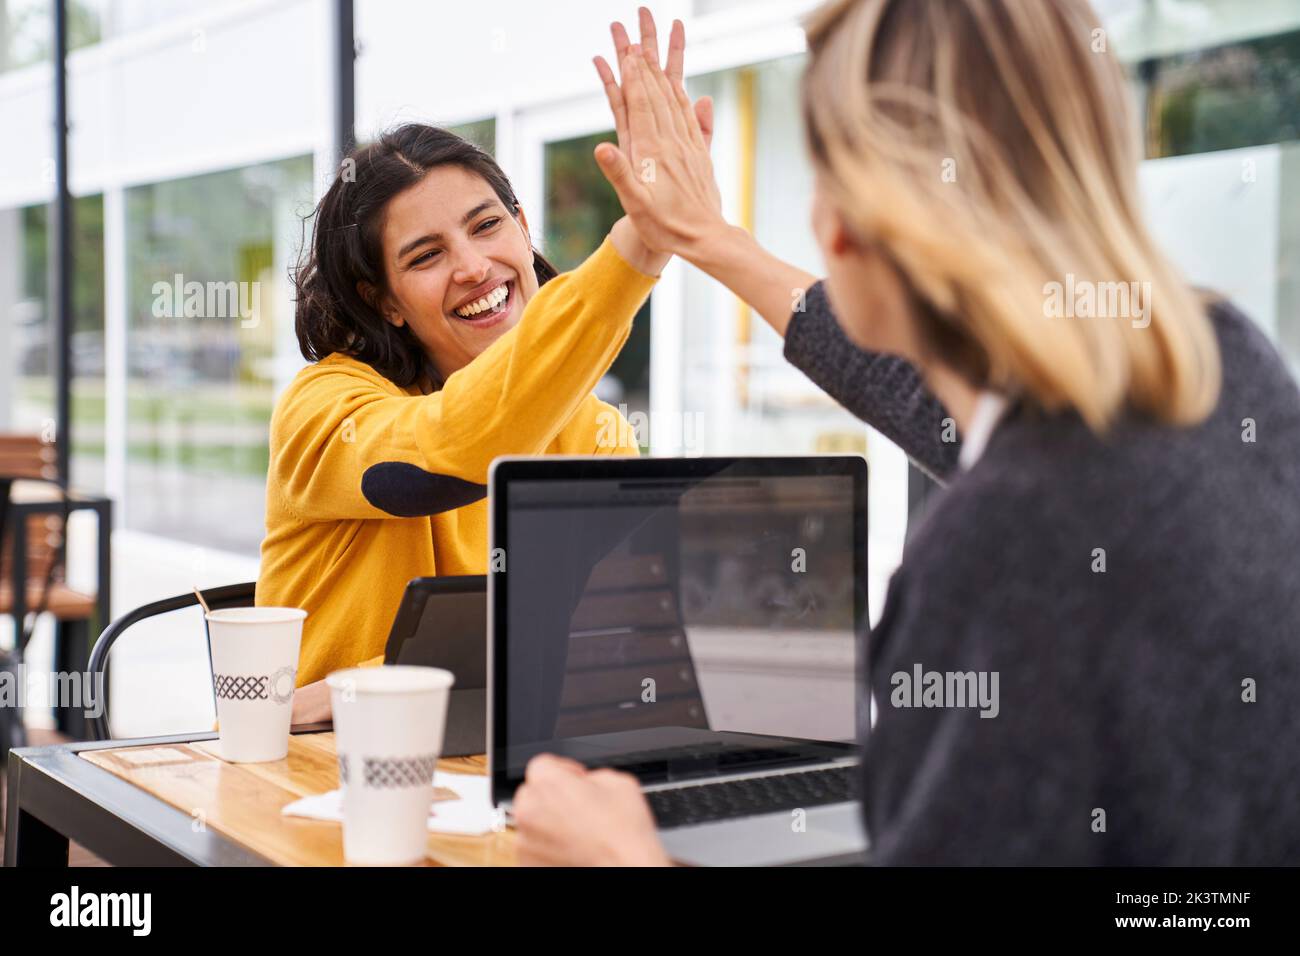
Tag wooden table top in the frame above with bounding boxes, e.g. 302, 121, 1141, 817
80, 732, 517, 867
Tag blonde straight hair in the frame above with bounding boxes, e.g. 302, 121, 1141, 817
801, 0, 1221, 430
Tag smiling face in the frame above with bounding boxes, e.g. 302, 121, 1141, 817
374, 165, 540, 383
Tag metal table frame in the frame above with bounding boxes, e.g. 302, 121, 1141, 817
4, 725, 332, 867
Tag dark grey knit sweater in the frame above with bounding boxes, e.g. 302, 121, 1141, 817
783, 281, 1300, 865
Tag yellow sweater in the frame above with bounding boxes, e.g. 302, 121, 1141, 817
257, 238, 654, 686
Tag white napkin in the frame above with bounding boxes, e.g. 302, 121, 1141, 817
281, 770, 501, 836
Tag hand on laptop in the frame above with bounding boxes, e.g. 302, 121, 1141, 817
513, 754, 672, 866
290, 678, 332, 725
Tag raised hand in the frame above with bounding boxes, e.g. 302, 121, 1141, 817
594, 13, 714, 155
591, 9, 726, 259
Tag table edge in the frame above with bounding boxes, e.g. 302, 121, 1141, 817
9, 728, 331, 866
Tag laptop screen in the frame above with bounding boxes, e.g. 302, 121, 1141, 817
491, 457, 867, 799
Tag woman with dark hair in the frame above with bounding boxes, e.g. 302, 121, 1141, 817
258, 123, 682, 722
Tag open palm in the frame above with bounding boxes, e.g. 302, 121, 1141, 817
592, 10, 727, 257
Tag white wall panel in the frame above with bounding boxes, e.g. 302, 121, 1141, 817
0, 0, 323, 206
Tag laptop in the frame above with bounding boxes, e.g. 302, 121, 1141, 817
488, 456, 870, 866
383, 575, 486, 758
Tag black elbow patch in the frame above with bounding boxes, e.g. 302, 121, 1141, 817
361, 461, 487, 517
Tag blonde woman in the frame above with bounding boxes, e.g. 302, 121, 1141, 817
512, 4, 1300, 865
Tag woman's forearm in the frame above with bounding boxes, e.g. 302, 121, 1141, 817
272, 238, 658, 521
685, 224, 819, 338
291, 678, 332, 724
686, 224, 961, 482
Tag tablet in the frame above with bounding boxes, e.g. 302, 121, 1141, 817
383, 575, 486, 757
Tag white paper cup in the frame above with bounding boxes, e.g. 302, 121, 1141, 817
326, 666, 455, 865
206, 607, 306, 763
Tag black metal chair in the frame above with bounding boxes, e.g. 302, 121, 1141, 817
86, 582, 256, 741
0, 464, 75, 764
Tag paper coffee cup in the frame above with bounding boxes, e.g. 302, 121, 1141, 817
206, 607, 306, 763
326, 666, 455, 865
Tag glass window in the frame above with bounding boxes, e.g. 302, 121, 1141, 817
680, 58, 875, 456
449, 117, 496, 156
1097, 0, 1300, 64
678, 57, 910, 622
544, 130, 652, 422
1, 0, 102, 71
97, 0, 241, 37
0, 195, 105, 491
1109, 8, 1300, 378
1144, 29, 1300, 158
124, 155, 313, 554
2, 0, 263, 73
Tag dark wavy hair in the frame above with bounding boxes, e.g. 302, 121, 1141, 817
293, 124, 558, 389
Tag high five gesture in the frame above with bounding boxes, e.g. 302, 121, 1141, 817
591, 10, 727, 260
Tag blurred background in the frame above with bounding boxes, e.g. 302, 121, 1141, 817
1, 0, 1297, 736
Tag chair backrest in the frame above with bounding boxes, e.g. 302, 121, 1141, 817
87, 582, 257, 741
0, 510, 64, 587
0, 434, 58, 481
0, 435, 67, 624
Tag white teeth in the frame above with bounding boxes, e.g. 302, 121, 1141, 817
454, 284, 508, 318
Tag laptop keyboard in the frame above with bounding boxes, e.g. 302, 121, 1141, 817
645, 765, 857, 830
611, 745, 815, 777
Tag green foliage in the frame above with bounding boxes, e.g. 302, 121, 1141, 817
1150, 29, 1300, 157
544, 131, 651, 397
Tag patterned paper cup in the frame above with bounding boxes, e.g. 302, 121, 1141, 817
326, 666, 455, 865
206, 607, 306, 763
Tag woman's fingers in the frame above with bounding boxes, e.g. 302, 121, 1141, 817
594, 54, 616, 87
638, 37, 686, 139
525, 753, 588, 779
660, 18, 706, 148
670, 70, 706, 149
610, 20, 632, 80
638, 6, 660, 65
664, 16, 702, 146
665, 17, 685, 87
613, 13, 698, 148
637, 14, 695, 144
622, 48, 660, 144
594, 142, 645, 216
635, 8, 681, 138
593, 55, 630, 151
595, 16, 726, 261
694, 95, 714, 148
